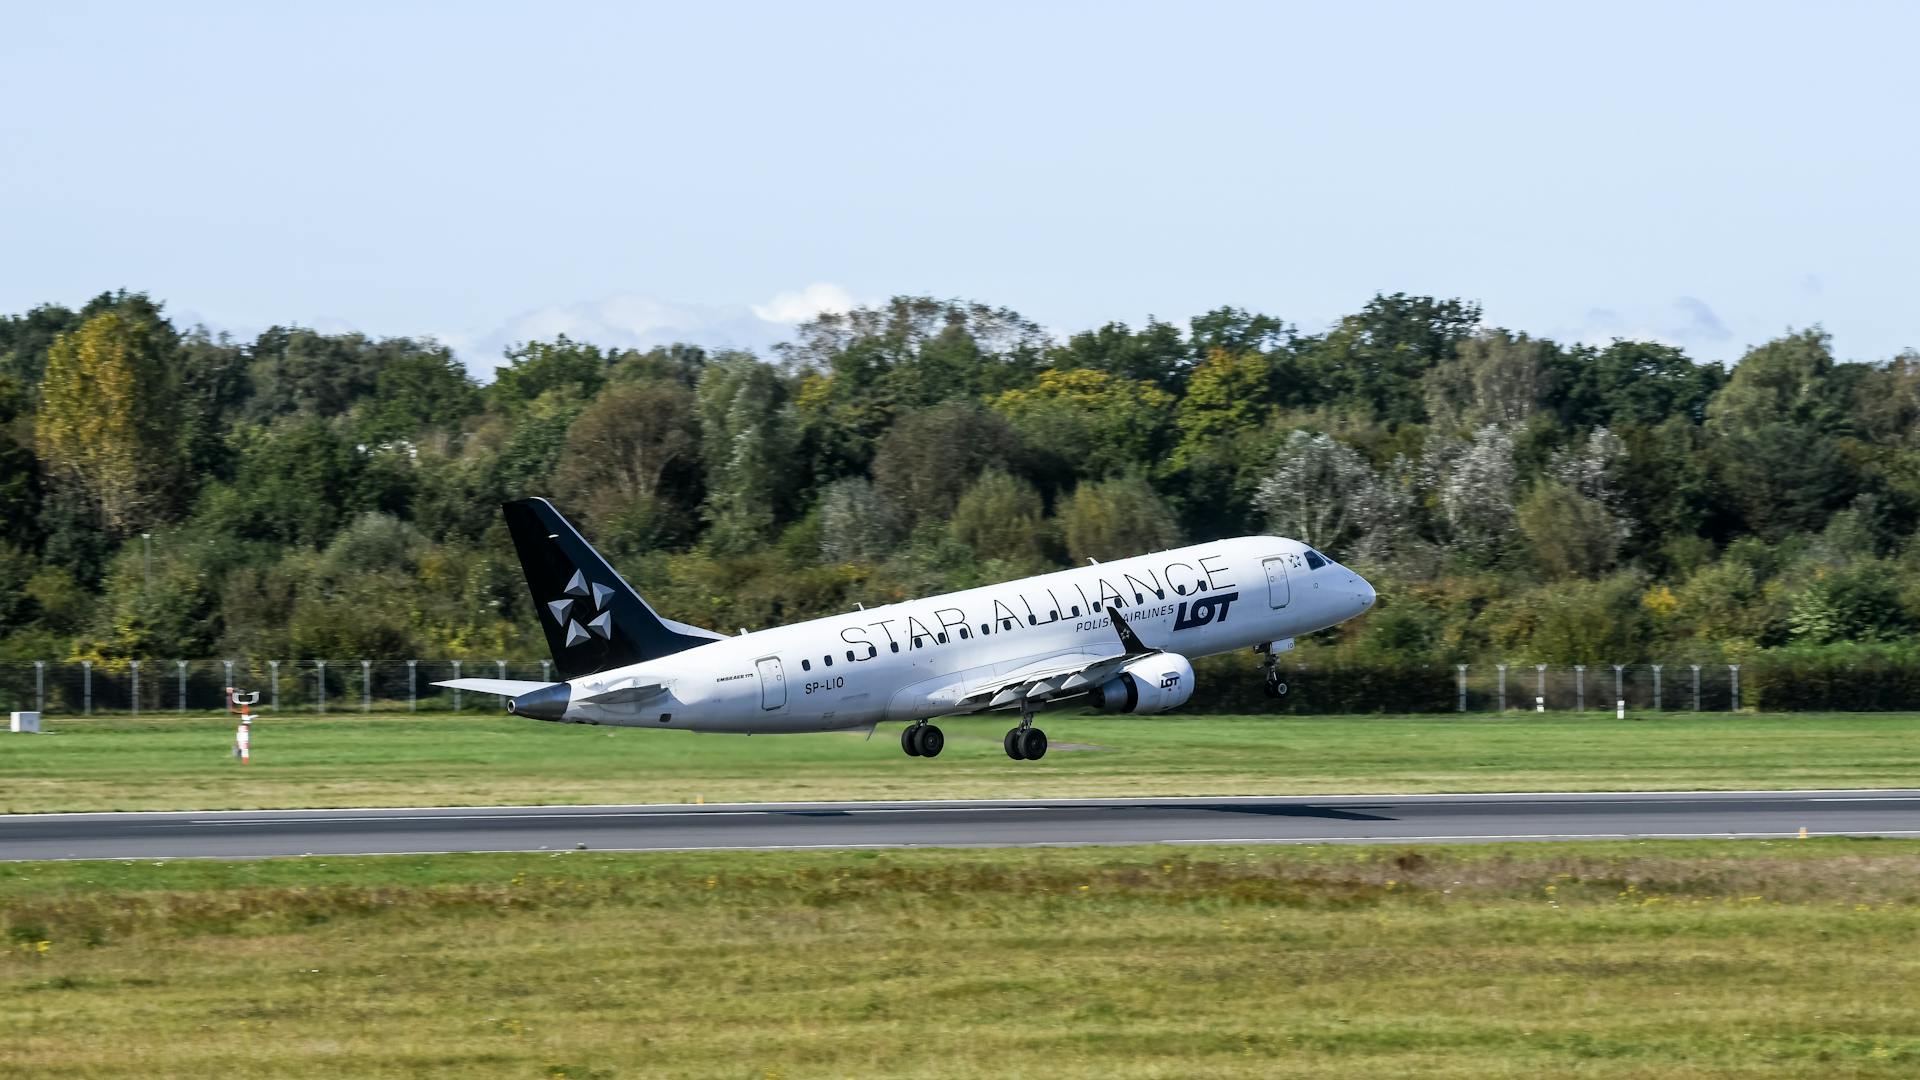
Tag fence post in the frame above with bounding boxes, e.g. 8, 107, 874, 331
541, 659, 551, 683
34, 660, 44, 714
269, 660, 280, 712
1652, 664, 1663, 711
452, 660, 463, 712
408, 659, 417, 712
361, 660, 371, 712
82, 660, 92, 716
1575, 665, 1586, 712
1691, 665, 1701, 712
1496, 664, 1507, 711
1730, 664, 1741, 710
1613, 665, 1624, 709
223, 659, 234, 695
177, 660, 186, 713
496, 659, 506, 680
1535, 663, 1547, 711
1456, 664, 1467, 712
131, 660, 140, 716
317, 661, 327, 713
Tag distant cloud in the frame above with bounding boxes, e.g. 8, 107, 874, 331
751, 282, 856, 324
448, 282, 861, 379
1560, 295, 1734, 358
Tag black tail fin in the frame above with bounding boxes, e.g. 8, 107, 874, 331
503, 498, 719, 677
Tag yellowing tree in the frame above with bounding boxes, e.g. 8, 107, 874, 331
36, 310, 180, 537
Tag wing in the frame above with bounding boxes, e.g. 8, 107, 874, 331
952, 610, 1162, 714
576, 682, 667, 706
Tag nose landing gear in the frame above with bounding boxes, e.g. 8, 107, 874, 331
1257, 642, 1289, 698
901, 721, 944, 758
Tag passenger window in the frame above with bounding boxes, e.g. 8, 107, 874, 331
890, 642, 900, 653
959, 628, 970, 640
1304, 549, 1327, 570
1070, 606, 1080, 617
824, 655, 833, 667
846, 650, 856, 661
937, 633, 948, 644
980, 624, 990, 635
801, 659, 811, 671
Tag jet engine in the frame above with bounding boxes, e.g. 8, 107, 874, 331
1088, 654, 1196, 714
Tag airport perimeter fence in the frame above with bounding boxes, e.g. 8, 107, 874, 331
1, 656, 1915, 717
0, 660, 558, 717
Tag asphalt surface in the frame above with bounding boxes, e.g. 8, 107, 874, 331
3, 790, 1919, 861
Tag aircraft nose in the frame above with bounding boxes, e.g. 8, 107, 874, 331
1354, 573, 1376, 612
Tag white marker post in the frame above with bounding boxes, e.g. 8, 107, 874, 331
227, 687, 258, 764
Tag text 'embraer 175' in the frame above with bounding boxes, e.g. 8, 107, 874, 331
436, 498, 1375, 760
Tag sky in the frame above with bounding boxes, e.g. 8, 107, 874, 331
2, 1, 1916, 378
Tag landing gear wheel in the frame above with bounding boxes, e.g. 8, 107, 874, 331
902, 725, 923, 757
917, 724, 944, 758
1264, 671, 1289, 698
1018, 727, 1048, 761
1003, 728, 1026, 760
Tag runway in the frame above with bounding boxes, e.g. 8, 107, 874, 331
4, 789, 1920, 861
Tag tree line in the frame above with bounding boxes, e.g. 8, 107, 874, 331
2, 289, 1917, 686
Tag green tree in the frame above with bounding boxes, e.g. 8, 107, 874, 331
697, 353, 797, 553
1301, 294, 1480, 424
36, 309, 182, 538
551, 380, 704, 553
202, 418, 364, 547
1517, 480, 1622, 579
246, 328, 444, 421
358, 345, 478, 442
1423, 329, 1549, 433
1172, 348, 1275, 468
1787, 563, 1913, 644
1548, 340, 1723, 428
1047, 318, 1190, 392
870, 400, 1025, 530
1057, 476, 1182, 563
949, 470, 1049, 566
487, 335, 610, 411
990, 369, 1173, 480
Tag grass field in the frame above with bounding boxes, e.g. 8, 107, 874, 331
3, 711, 1919, 814
3, 840, 1918, 1078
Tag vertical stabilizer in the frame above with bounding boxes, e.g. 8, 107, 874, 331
503, 498, 719, 677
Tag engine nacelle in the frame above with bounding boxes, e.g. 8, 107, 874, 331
1088, 654, 1196, 715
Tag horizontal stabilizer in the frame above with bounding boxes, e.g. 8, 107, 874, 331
433, 678, 555, 698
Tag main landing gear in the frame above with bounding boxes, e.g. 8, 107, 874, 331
1003, 715, 1048, 761
901, 721, 944, 758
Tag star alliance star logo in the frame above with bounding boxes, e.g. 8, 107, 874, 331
548, 570, 614, 648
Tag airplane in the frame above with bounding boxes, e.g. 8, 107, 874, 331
436, 497, 1376, 760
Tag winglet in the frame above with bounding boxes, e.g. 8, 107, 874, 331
1109, 610, 1153, 656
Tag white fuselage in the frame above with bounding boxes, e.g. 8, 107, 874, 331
558, 536, 1372, 732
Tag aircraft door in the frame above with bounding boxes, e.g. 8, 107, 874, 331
756, 657, 786, 710
1262, 558, 1291, 609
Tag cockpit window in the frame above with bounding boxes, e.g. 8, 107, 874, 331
1303, 549, 1327, 570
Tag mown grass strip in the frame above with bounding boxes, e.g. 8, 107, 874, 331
6, 711, 1920, 813
3, 840, 1919, 1078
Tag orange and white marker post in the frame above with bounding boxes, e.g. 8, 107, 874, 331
227, 686, 258, 764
